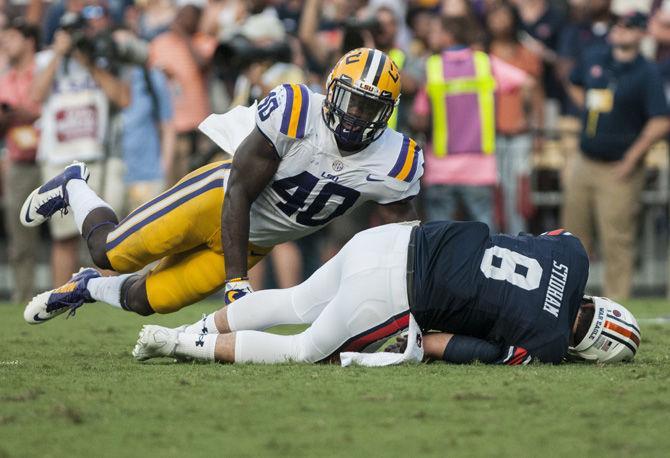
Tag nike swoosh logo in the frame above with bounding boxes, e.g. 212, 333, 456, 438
366, 174, 384, 182
33, 313, 48, 322
24, 202, 34, 223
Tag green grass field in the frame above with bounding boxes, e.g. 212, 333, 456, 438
1, 299, 669, 457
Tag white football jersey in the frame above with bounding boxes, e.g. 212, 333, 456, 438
201, 83, 423, 248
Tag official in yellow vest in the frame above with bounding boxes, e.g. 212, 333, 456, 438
411, 17, 532, 230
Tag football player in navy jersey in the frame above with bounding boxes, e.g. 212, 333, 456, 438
133, 221, 640, 366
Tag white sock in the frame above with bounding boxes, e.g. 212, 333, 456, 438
183, 313, 219, 335
87, 274, 133, 309
174, 333, 217, 361
65, 179, 114, 234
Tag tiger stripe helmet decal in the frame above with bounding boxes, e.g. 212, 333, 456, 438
323, 48, 401, 149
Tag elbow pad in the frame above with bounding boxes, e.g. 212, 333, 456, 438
442, 335, 503, 364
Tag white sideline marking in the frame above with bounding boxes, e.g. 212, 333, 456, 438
639, 316, 670, 325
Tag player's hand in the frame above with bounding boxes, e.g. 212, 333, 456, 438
224, 277, 253, 305
386, 334, 408, 353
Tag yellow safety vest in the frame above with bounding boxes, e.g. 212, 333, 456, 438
388, 48, 405, 131
426, 50, 496, 157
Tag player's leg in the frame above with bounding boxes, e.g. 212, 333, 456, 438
134, 223, 414, 363
21, 161, 119, 269
179, 240, 346, 335
214, 225, 413, 363
24, 162, 230, 322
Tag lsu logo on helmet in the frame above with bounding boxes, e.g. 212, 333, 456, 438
323, 48, 401, 148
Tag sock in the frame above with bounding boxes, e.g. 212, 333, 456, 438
183, 313, 219, 335
87, 274, 133, 309
65, 179, 113, 234
174, 333, 217, 361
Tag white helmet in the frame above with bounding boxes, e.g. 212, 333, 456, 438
568, 296, 640, 363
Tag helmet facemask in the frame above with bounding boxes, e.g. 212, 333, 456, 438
323, 77, 396, 150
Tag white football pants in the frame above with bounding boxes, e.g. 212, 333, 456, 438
227, 223, 414, 363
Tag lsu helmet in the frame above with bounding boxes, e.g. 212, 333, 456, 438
323, 48, 401, 149
569, 296, 641, 363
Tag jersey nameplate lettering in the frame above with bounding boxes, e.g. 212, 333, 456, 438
542, 261, 569, 318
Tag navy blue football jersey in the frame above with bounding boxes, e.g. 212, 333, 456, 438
410, 221, 589, 364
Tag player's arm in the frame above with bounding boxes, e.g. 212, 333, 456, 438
221, 127, 280, 283
376, 198, 418, 224
423, 333, 506, 364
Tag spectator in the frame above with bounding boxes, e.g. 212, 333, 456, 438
511, 0, 567, 110
486, 1, 544, 234
134, 0, 177, 41
31, 5, 130, 286
558, 0, 612, 80
563, 12, 670, 299
368, 4, 418, 134
114, 29, 175, 213
557, 0, 612, 113
411, 16, 532, 230
149, 4, 215, 185
0, 18, 42, 303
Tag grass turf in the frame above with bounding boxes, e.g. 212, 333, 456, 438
0, 299, 669, 457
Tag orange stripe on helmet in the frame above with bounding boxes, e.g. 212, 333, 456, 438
604, 320, 640, 346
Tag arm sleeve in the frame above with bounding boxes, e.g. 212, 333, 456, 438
442, 335, 505, 364
643, 63, 670, 118
255, 84, 304, 158
378, 139, 424, 204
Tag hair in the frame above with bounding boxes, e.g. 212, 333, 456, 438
573, 302, 596, 346
7, 17, 40, 51
441, 16, 474, 46
484, 0, 523, 48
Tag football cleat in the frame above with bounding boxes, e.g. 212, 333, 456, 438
24, 267, 100, 324
20, 161, 90, 227
132, 325, 180, 361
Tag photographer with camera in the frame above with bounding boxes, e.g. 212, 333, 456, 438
0, 18, 42, 304
30, 4, 130, 287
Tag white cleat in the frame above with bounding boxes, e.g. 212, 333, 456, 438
132, 325, 179, 361
20, 161, 90, 227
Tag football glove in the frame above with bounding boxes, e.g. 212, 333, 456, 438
224, 277, 253, 305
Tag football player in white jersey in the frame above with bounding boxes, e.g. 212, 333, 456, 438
21, 48, 425, 322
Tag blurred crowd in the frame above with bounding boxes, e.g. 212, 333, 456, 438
2, 0, 670, 303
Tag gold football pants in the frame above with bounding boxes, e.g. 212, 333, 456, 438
105, 161, 270, 313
